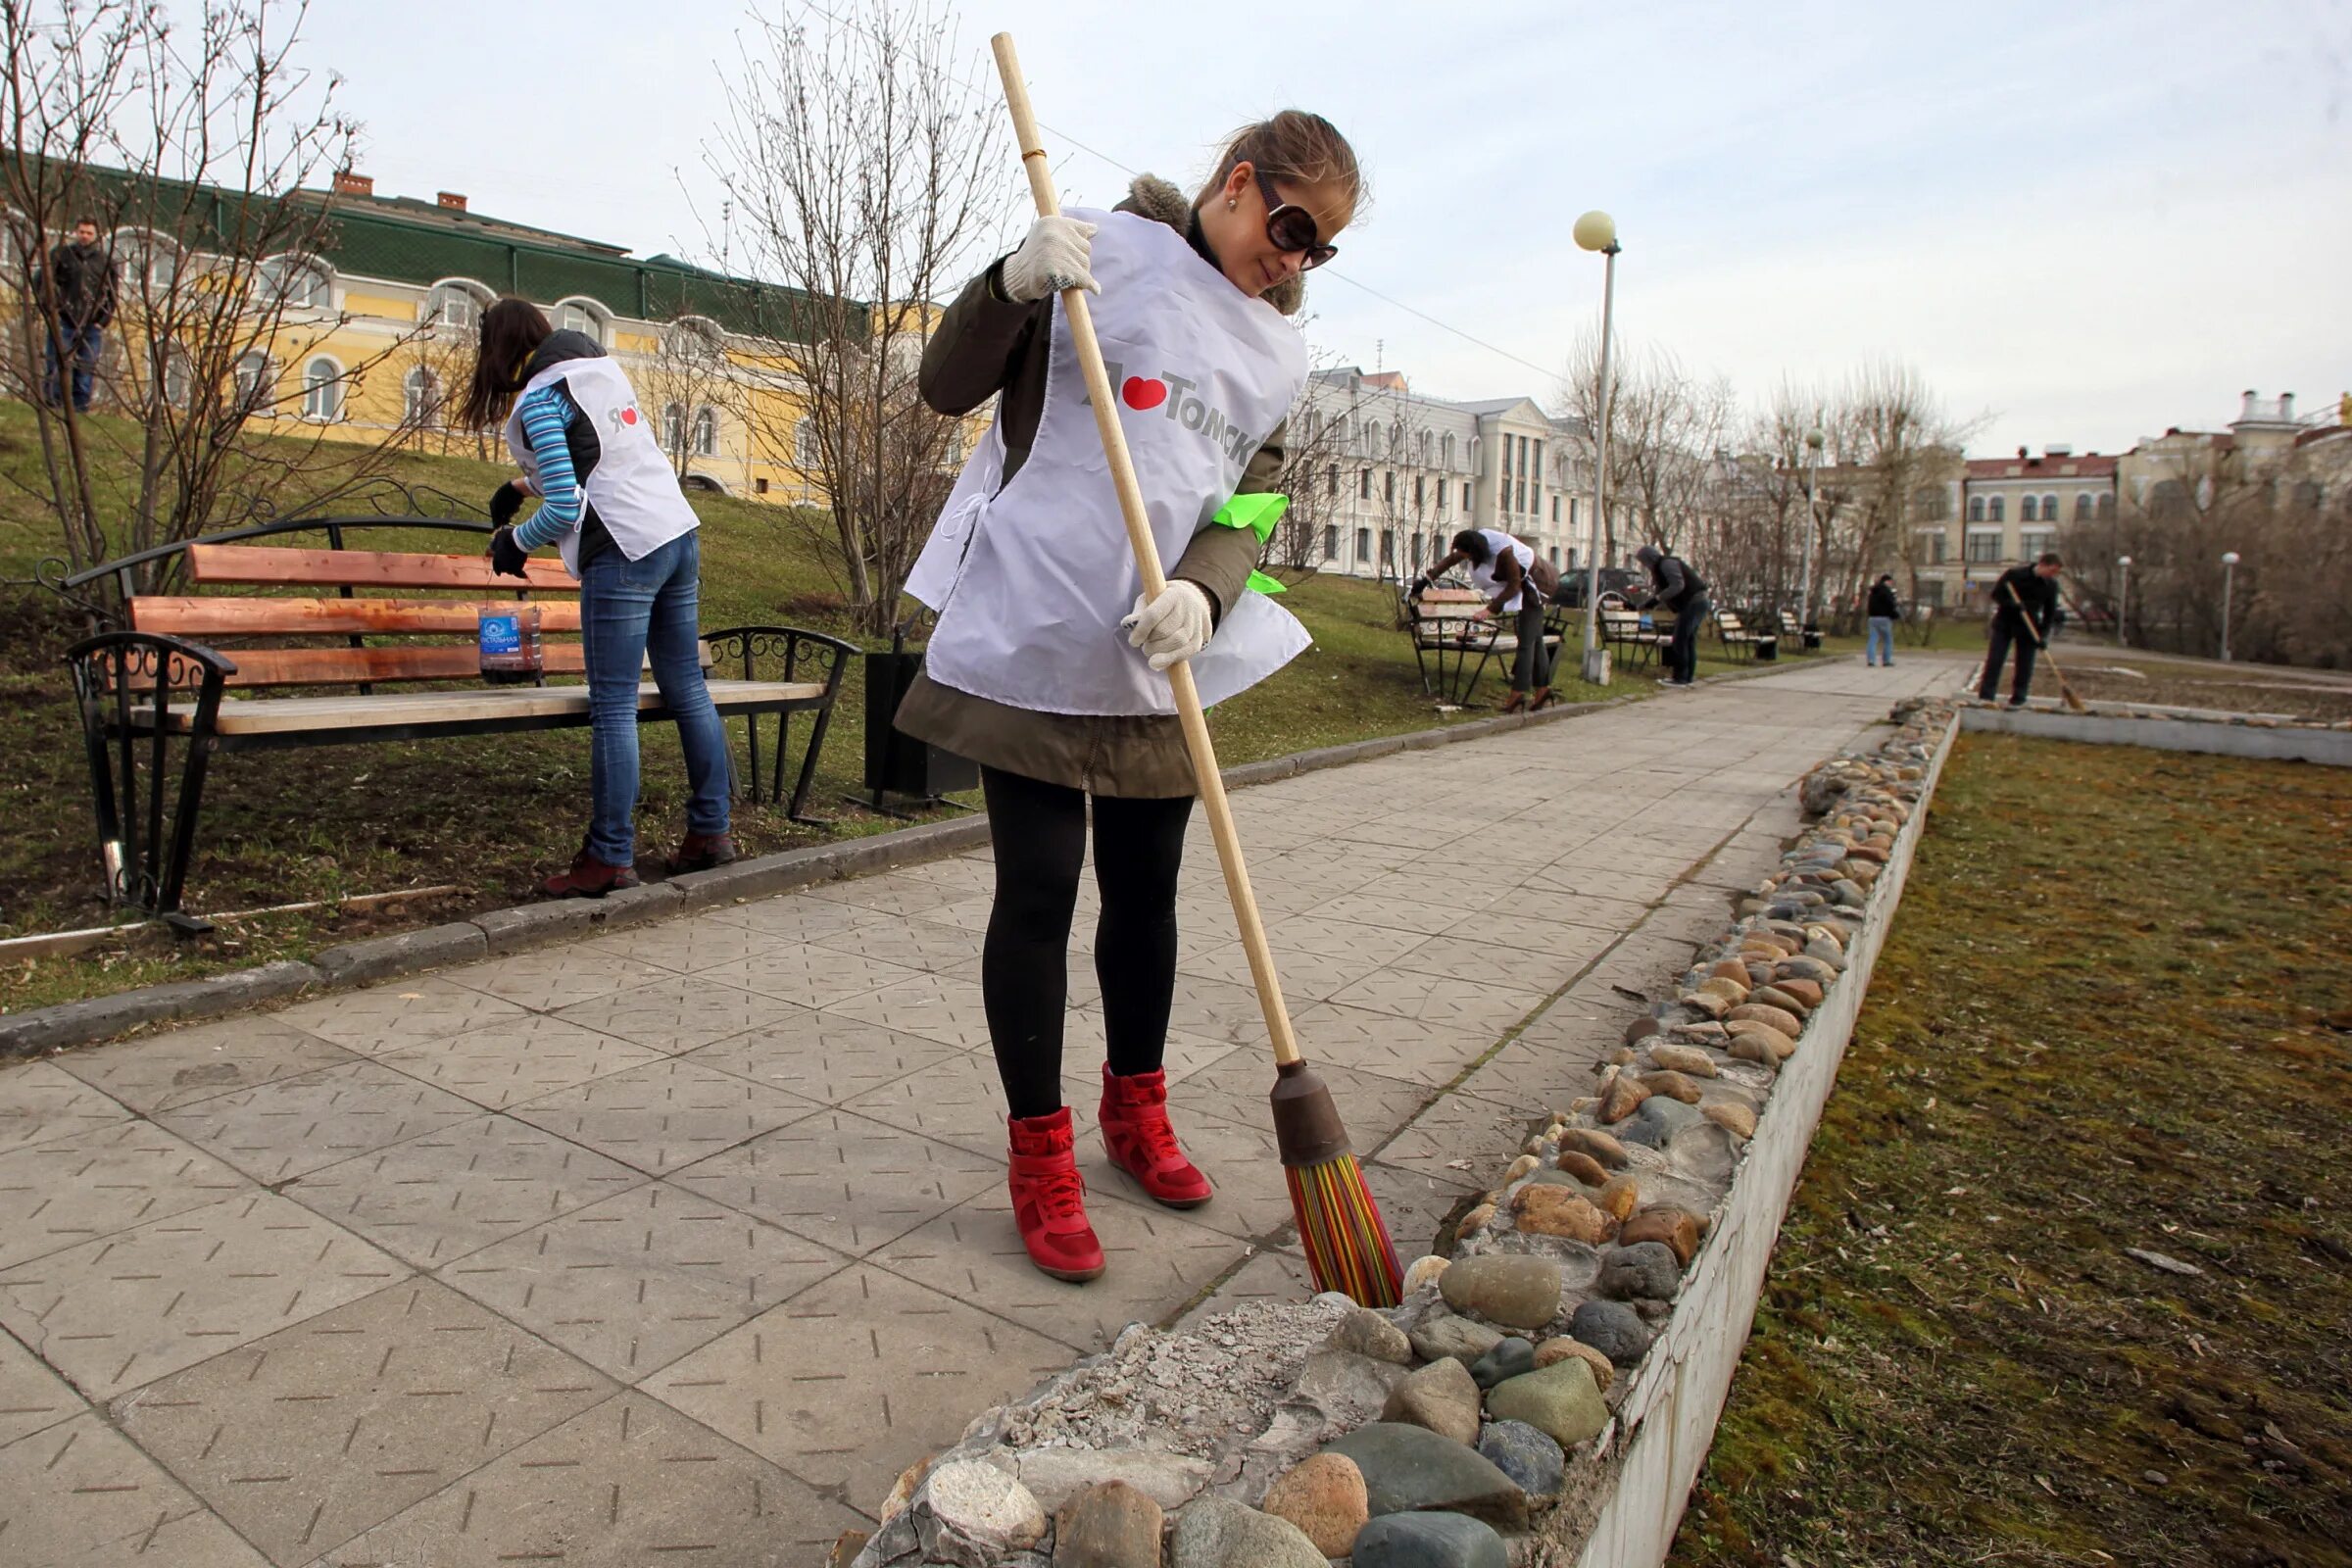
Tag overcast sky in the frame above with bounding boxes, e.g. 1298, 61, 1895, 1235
309, 0, 2350, 457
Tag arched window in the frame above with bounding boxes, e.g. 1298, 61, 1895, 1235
1968, 496, 1985, 522
426, 279, 491, 331
231, 351, 273, 415
2020, 495, 2037, 522
1418, 429, 1433, 467
1988, 496, 2005, 522
2096, 493, 2116, 520
2041, 493, 2058, 520
1912, 484, 1948, 521
666, 316, 725, 362
2074, 492, 2093, 520
661, 403, 686, 453
112, 227, 179, 294
554, 298, 607, 345
154, 343, 194, 410
795, 419, 819, 467
301, 356, 342, 419
1441, 433, 1455, 470
404, 366, 441, 426
257, 254, 332, 309
692, 407, 717, 458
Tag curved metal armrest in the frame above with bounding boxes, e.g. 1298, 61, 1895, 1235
698, 624, 859, 689
65, 629, 239, 688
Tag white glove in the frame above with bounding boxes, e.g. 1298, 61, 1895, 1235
1001, 216, 1100, 303
1121, 580, 1213, 671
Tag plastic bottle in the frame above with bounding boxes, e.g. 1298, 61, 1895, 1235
478, 603, 544, 683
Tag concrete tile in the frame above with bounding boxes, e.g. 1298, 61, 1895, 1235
55, 1017, 358, 1115
1055, 1020, 1239, 1086
834, 1050, 1009, 1155
1391, 925, 1617, 983
0, 1060, 134, 1152
695, 946, 925, 1011
1175, 1054, 1432, 1152
0, 1192, 406, 1399
1322, 967, 1553, 1037
283, 1116, 643, 1269
0, 1318, 84, 1445
1284, 1003, 1482, 1087
1360, 1159, 1478, 1261
318, 1392, 864, 1566
115, 1279, 612, 1566
441, 1183, 846, 1380
507, 1058, 816, 1176
671, 1110, 1002, 1257
0, 1120, 251, 1270
701, 893, 888, 943
823, 970, 1000, 1054
438, 948, 673, 1013
373, 1016, 664, 1111
573, 914, 780, 975
0, 1413, 272, 1565
803, 871, 973, 919
549, 976, 808, 1055
1373, 1090, 1540, 1192
153, 1062, 483, 1184
270, 977, 531, 1055
870, 1185, 1237, 1356
685, 1017, 961, 1107
1167, 1247, 1316, 1336
649, 1264, 1071, 1514
807, 915, 981, 975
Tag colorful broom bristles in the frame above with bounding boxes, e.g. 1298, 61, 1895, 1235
1286, 1152, 1403, 1307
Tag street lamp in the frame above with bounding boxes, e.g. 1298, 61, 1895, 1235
1574, 209, 1619, 685
2116, 555, 2132, 648
1800, 427, 1826, 645
2220, 551, 2239, 662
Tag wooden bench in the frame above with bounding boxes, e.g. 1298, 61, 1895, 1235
1712, 608, 1767, 662
1403, 586, 1562, 706
59, 516, 855, 920
1597, 593, 1671, 669
1778, 608, 1819, 654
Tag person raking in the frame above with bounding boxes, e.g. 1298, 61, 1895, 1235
901, 112, 1360, 1283
1413, 527, 1557, 711
1979, 552, 2064, 707
458, 298, 737, 897
1635, 544, 1710, 688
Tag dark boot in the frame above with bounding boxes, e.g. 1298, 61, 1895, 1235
669, 831, 738, 874
1099, 1066, 1213, 1208
1007, 1107, 1105, 1282
541, 844, 641, 899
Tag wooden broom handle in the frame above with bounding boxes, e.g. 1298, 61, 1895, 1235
990, 32, 1301, 1067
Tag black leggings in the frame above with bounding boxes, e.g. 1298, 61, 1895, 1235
980, 766, 1195, 1119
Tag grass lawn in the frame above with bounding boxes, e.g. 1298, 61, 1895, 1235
0, 396, 1722, 1011
1668, 734, 2352, 1568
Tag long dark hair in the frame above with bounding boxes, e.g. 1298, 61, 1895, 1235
1450, 528, 1490, 564
457, 297, 553, 429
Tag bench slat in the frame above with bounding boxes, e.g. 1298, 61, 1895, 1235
142, 678, 826, 736
131, 596, 587, 637
212, 644, 593, 687
184, 544, 578, 593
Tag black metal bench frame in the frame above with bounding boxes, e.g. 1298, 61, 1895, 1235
54, 515, 856, 921
1402, 587, 1567, 708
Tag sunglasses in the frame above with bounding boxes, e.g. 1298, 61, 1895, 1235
1253, 171, 1339, 270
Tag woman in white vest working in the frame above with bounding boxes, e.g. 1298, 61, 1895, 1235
1415, 526, 1555, 711
461, 299, 734, 899
901, 112, 1361, 1283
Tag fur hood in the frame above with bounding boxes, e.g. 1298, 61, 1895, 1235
1120, 173, 1304, 318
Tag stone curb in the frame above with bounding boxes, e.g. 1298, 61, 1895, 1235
0, 664, 1788, 1058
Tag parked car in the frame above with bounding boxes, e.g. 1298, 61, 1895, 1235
1548, 566, 1644, 611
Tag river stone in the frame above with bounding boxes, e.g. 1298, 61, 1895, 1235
1512, 1184, 1611, 1244
1409, 1310, 1506, 1368
1351, 1510, 1511, 1568
1323, 1424, 1529, 1531
1381, 1354, 1482, 1445
1703, 1101, 1758, 1139
1476, 1419, 1566, 1501
1597, 1072, 1649, 1123
1330, 1306, 1414, 1365
1725, 1003, 1802, 1038
1010, 1446, 1213, 1514
1558, 1128, 1628, 1169
1648, 1044, 1718, 1078
1807, 936, 1853, 964
1440, 1253, 1560, 1331
1621, 1207, 1702, 1266
1258, 1453, 1368, 1558
1485, 1358, 1608, 1448
1468, 1335, 1537, 1390
1680, 989, 1731, 1020
1594, 1173, 1641, 1221
917, 1459, 1048, 1564
1775, 956, 1838, 986
1774, 976, 1826, 1006
1619, 1095, 1702, 1149
1169, 1496, 1327, 1568
1696, 976, 1747, 1005
1534, 1336, 1615, 1392
1643, 1070, 1703, 1104
1595, 1240, 1683, 1300
1297, 1348, 1412, 1427
1727, 1034, 1779, 1068
1554, 1149, 1611, 1186
1571, 1298, 1655, 1365
1402, 1254, 1450, 1294
1054, 1482, 1164, 1568
1622, 1015, 1662, 1046
1726, 1023, 1795, 1063
1752, 985, 1811, 1016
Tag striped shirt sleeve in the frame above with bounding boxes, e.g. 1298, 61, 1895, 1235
512, 384, 583, 552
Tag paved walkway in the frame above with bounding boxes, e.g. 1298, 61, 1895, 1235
0, 658, 1957, 1566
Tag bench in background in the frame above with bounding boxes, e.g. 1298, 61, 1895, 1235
1404, 586, 1563, 707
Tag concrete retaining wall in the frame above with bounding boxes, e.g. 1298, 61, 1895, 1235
1959, 705, 2352, 765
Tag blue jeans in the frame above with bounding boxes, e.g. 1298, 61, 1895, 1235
578, 530, 730, 864
42, 319, 102, 412
1867, 616, 1895, 665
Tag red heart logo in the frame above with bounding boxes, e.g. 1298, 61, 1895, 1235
619, 407, 638, 425
1122, 376, 1167, 411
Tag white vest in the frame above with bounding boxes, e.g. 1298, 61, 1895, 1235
1469, 527, 1536, 612
906, 210, 1310, 715
503, 355, 699, 577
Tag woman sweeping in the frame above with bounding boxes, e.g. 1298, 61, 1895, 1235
1415, 526, 1555, 711
903, 112, 1361, 1283
460, 299, 735, 897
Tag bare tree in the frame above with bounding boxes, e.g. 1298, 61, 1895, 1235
2, 0, 431, 594
1817, 360, 1972, 632
636, 315, 740, 482
1267, 345, 1363, 576
707, 0, 1012, 638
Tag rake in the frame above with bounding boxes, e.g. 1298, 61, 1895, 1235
1991, 582, 2089, 712
989, 33, 1403, 1307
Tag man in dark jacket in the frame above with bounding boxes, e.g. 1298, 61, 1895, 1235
34, 219, 116, 413
1978, 552, 2064, 706
1866, 574, 1900, 667
1635, 544, 1709, 687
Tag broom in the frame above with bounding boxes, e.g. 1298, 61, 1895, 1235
990, 33, 1403, 1308
1991, 582, 2089, 712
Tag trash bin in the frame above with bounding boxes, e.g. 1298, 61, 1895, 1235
1755, 635, 1779, 662
861, 639, 978, 808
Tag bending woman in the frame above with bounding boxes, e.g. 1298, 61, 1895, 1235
459, 299, 735, 898
902, 113, 1361, 1283
1417, 526, 1553, 710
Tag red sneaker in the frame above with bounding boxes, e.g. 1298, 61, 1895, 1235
669, 831, 738, 874
1007, 1108, 1105, 1282
540, 845, 641, 899
1100, 1066, 1214, 1209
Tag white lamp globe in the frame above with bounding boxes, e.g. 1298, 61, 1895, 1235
1573, 211, 1618, 253
2222, 551, 2240, 565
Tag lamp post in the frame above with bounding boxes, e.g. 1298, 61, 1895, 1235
1799, 427, 1825, 644
2220, 551, 2239, 662
1574, 209, 1619, 684
2116, 555, 2132, 648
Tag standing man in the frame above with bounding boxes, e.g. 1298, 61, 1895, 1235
1866, 573, 1900, 667
1979, 552, 2064, 707
1636, 543, 1710, 688
34, 218, 115, 414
